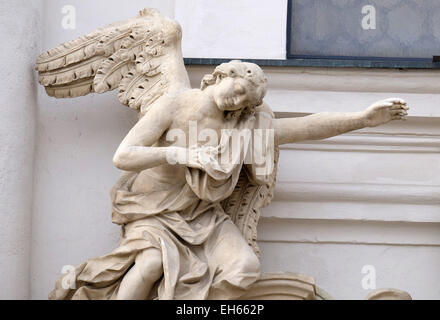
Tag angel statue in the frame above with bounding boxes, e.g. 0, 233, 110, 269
36, 9, 409, 300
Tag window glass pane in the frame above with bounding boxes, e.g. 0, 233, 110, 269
289, 0, 440, 59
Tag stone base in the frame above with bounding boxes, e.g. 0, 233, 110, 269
366, 289, 412, 300
239, 273, 317, 300
238, 272, 412, 300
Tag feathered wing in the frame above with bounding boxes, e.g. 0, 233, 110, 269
221, 147, 280, 259
36, 8, 190, 114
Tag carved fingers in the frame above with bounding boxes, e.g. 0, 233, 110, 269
384, 98, 407, 106
187, 147, 204, 170
186, 146, 219, 170
365, 98, 409, 127
371, 98, 406, 109
387, 98, 409, 121
391, 106, 409, 120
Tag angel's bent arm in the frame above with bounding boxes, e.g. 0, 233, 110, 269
113, 101, 177, 172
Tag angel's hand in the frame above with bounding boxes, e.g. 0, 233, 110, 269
363, 98, 409, 127
197, 146, 219, 167
166, 145, 220, 170
164, 146, 201, 169
187, 147, 204, 170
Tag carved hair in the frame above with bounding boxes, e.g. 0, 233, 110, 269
201, 60, 267, 96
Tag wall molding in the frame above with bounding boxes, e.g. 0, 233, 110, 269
272, 181, 440, 206
257, 218, 440, 246
283, 133, 440, 153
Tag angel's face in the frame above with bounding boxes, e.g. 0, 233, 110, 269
210, 61, 267, 112
213, 76, 253, 111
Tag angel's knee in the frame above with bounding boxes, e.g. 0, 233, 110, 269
215, 244, 260, 289
135, 248, 163, 283
236, 247, 260, 277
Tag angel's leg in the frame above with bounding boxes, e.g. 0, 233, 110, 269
206, 219, 261, 300
117, 248, 163, 300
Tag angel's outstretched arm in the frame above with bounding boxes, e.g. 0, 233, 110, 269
273, 98, 408, 146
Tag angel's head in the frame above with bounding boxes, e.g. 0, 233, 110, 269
201, 60, 268, 112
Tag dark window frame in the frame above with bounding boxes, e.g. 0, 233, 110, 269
285, 0, 439, 69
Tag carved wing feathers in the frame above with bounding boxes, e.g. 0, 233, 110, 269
221, 147, 280, 258
36, 8, 190, 112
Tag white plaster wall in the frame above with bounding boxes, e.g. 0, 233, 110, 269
0, 0, 42, 299
175, 0, 287, 59
262, 78, 440, 299
260, 243, 440, 300
0, 0, 436, 300
188, 65, 440, 300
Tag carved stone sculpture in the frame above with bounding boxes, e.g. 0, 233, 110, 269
36, 9, 410, 300
366, 289, 412, 300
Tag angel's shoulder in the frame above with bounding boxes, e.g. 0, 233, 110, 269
144, 89, 202, 123
145, 91, 180, 115
175, 88, 201, 100
171, 88, 202, 110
